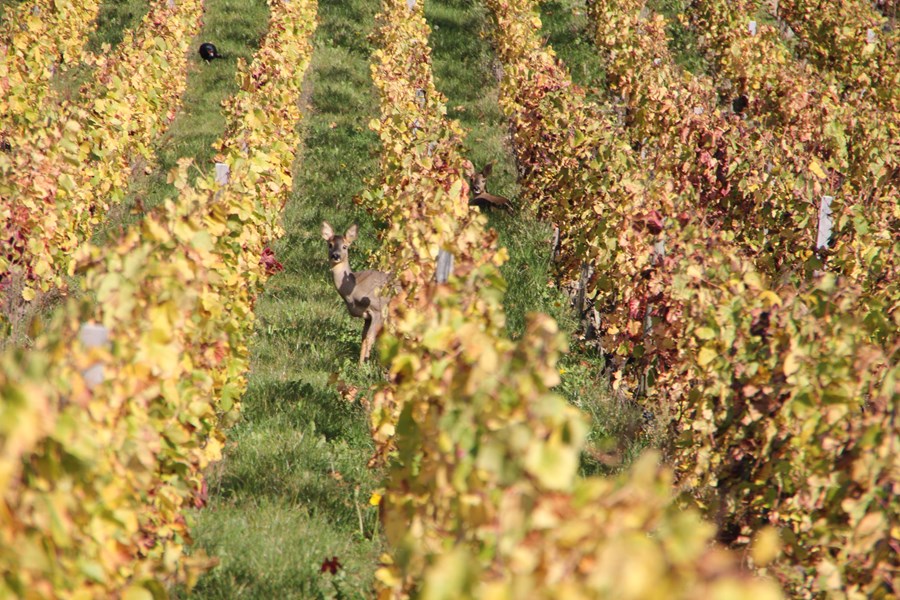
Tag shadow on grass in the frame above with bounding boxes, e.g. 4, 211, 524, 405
87, 0, 151, 53
239, 378, 371, 442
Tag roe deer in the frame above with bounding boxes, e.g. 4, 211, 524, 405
467, 162, 512, 211
321, 222, 391, 365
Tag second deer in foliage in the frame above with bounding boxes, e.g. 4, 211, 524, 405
467, 162, 512, 211
321, 222, 391, 365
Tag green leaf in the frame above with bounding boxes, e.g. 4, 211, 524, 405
694, 327, 716, 340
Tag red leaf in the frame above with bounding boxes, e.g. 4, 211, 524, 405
193, 477, 209, 509
320, 556, 342, 574
628, 297, 643, 320
645, 210, 664, 235
260, 247, 284, 275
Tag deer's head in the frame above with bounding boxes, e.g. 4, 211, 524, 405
321, 221, 358, 267
469, 162, 493, 196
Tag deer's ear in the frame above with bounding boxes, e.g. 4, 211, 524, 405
345, 224, 358, 243
482, 162, 493, 176
462, 159, 475, 177
321, 221, 334, 241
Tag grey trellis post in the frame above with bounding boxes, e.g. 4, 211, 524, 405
575, 262, 593, 317
550, 225, 560, 261
435, 249, 454, 283
816, 195, 834, 250
79, 323, 110, 389
215, 162, 230, 185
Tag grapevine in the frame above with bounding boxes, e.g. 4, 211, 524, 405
0, 0, 318, 594
486, 0, 899, 596
364, 1, 781, 597
776, 0, 899, 110
0, 0, 203, 305
0, 0, 102, 141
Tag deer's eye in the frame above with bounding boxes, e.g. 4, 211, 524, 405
342, 245, 348, 250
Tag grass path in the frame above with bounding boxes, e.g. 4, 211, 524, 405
425, 0, 574, 338
87, 0, 151, 52
179, 0, 385, 597
537, 0, 609, 99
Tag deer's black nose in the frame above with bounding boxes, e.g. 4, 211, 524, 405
331, 253, 340, 261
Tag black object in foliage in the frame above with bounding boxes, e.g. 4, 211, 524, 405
199, 42, 222, 61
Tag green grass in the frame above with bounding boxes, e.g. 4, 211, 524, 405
647, 0, 710, 75
177, 0, 386, 597
425, 0, 649, 476
87, 0, 150, 53
157, 0, 272, 172
537, 0, 608, 101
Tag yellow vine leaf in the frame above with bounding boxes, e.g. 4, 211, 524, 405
697, 347, 717, 367
122, 585, 154, 600
758, 290, 782, 307
750, 526, 781, 567
783, 350, 801, 377
809, 159, 827, 180
694, 327, 716, 340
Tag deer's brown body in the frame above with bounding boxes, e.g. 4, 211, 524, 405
468, 162, 512, 211
321, 222, 390, 365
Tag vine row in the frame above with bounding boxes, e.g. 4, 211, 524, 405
0, 0, 203, 308
776, 0, 899, 110
363, 0, 780, 597
0, 0, 317, 595
0, 0, 102, 141
487, 0, 898, 596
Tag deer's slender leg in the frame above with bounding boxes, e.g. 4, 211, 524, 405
363, 311, 382, 364
360, 315, 373, 365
